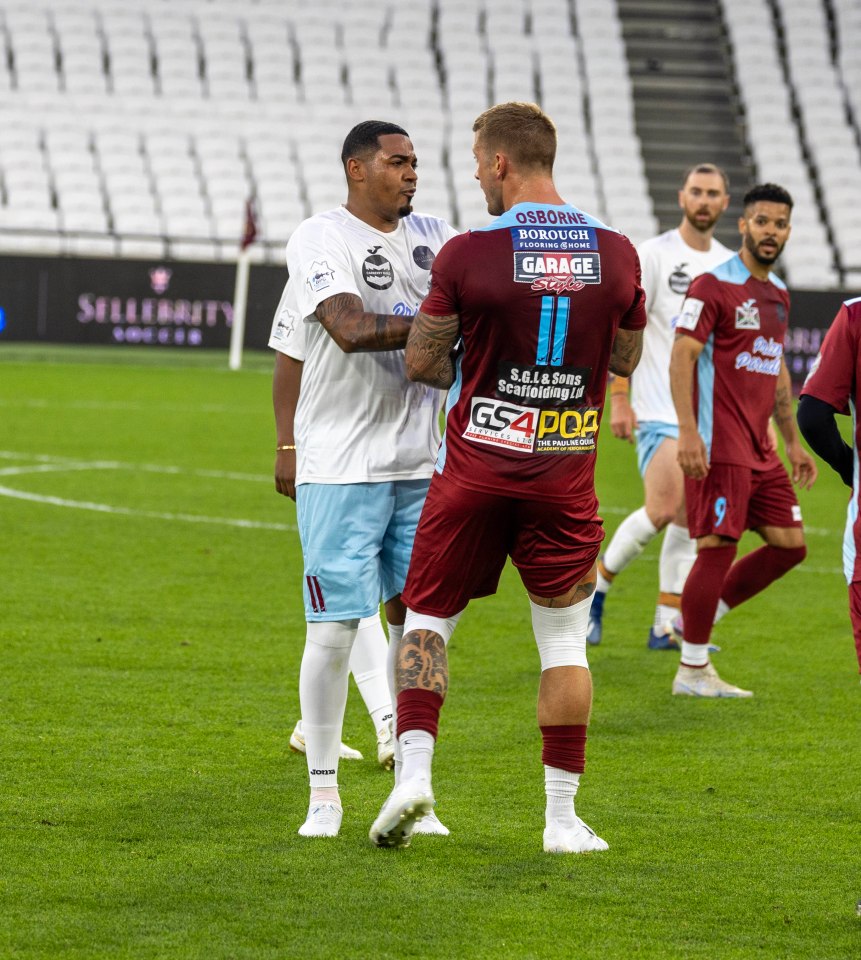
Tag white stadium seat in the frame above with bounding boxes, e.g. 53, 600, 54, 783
0, 0, 850, 278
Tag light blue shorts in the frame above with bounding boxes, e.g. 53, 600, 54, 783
636, 421, 679, 477
296, 479, 430, 621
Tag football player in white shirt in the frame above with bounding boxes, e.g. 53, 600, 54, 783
587, 164, 732, 649
269, 121, 457, 838
271, 284, 396, 769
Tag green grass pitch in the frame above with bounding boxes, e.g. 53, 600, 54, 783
1, 344, 859, 959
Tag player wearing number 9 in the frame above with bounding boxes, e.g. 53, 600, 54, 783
668, 183, 817, 698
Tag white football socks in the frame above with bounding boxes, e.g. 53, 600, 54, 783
349, 612, 392, 732
681, 640, 709, 668
602, 507, 660, 588
299, 619, 357, 789
399, 729, 435, 784
544, 766, 581, 829
386, 621, 405, 784
660, 522, 697, 594
652, 522, 695, 629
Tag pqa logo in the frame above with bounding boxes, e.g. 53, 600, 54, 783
534, 407, 600, 455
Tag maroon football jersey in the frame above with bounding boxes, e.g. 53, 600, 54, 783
420, 202, 646, 506
675, 254, 789, 470
801, 297, 861, 581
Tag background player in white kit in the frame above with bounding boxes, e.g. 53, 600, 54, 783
587, 164, 732, 650
268, 120, 457, 838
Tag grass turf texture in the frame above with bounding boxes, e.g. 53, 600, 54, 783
1, 344, 859, 959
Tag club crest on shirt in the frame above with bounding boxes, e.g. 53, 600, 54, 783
668, 263, 692, 295
363, 254, 395, 290
307, 260, 335, 293
735, 299, 761, 329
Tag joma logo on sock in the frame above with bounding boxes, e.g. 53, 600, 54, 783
310, 768, 336, 776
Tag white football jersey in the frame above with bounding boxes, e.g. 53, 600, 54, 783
632, 228, 733, 424
268, 206, 457, 484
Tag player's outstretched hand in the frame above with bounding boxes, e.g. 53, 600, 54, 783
609, 394, 637, 442
677, 427, 709, 479
786, 441, 818, 490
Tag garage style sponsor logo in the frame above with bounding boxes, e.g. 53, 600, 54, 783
514, 252, 600, 286
463, 397, 600, 455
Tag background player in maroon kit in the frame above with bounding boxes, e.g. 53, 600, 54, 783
369, 102, 646, 853
669, 183, 817, 697
798, 297, 861, 675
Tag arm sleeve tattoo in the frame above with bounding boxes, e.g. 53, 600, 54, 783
405, 311, 460, 388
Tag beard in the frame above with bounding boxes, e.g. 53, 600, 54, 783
397, 200, 414, 218
685, 208, 718, 233
744, 231, 783, 265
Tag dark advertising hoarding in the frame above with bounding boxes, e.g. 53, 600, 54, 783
0, 255, 287, 350
0, 254, 858, 387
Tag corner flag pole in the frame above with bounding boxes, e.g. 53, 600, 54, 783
229, 197, 258, 371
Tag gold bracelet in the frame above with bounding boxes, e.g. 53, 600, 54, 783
276, 444, 296, 452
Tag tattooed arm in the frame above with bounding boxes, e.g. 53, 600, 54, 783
315, 292, 412, 352
608, 328, 643, 377
774, 358, 817, 489
405, 311, 461, 389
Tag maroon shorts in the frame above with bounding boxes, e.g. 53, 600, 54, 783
684, 461, 802, 541
402, 471, 604, 616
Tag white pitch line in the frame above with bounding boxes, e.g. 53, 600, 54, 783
0, 397, 260, 414
0, 449, 844, 544
0, 450, 290, 531
0, 484, 295, 531
0, 450, 270, 484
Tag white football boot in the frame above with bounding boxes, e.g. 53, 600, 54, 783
543, 817, 609, 854
412, 809, 450, 836
289, 720, 364, 761
672, 662, 752, 698
376, 718, 395, 770
298, 802, 343, 838
369, 776, 434, 848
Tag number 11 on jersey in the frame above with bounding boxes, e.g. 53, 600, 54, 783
536, 296, 570, 367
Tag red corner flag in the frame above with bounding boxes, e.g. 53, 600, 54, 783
240, 196, 258, 251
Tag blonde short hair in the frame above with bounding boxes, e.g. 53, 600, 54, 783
472, 102, 556, 172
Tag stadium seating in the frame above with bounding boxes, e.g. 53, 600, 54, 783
0, 0, 856, 288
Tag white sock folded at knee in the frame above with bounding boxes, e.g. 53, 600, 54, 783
300, 619, 357, 788
602, 507, 659, 586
